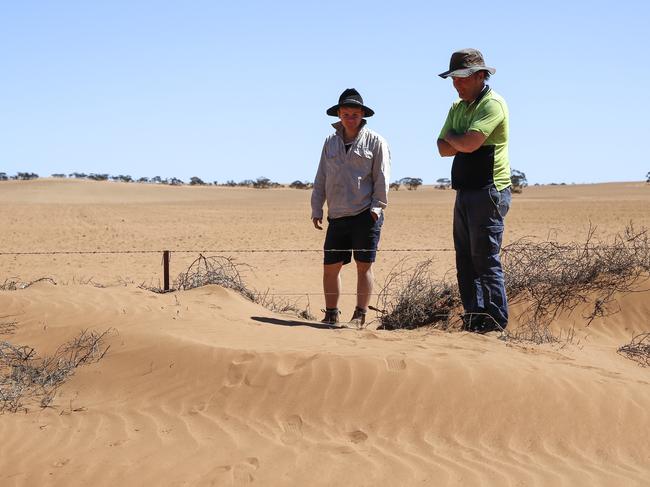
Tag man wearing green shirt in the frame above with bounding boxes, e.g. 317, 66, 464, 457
437, 48, 512, 333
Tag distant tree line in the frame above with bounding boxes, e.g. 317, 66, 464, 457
0, 172, 39, 180
3, 169, 647, 189
511, 169, 527, 193
391, 169, 529, 193
0, 171, 311, 189
390, 177, 424, 191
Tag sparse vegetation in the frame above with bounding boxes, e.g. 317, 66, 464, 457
1, 329, 111, 412
88, 173, 109, 181
389, 181, 400, 191
172, 254, 313, 319
374, 224, 650, 345
174, 254, 255, 300
375, 260, 460, 330
511, 169, 527, 193
399, 177, 423, 190
1, 277, 57, 290
289, 180, 312, 190
618, 333, 650, 367
503, 223, 650, 330
189, 176, 206, 186
111, 175, 133, 183
436, 178, 451, 189
0, 171, 306, 189
16, 172, 39, 180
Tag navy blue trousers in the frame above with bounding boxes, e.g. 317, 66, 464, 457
453, 186, 511, 327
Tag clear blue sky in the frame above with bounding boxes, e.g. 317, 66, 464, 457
1, 0, 648, 185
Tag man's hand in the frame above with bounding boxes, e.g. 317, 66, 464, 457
312, 217, 323, 230
370, 211, 379, 222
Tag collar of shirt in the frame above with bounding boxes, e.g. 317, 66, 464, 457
332, 119, 368, 139
465, 84, 491, 107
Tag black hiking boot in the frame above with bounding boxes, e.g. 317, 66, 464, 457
349, 307, 367, 327
462, 315, 505, 334
321, 308, 340, 325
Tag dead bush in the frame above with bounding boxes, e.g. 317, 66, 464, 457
502, 223, 650, 329
174, 254, 256, 301
375, 259, 461, 330
618, 333, 650, 367
0, 329, 111, 413
173, 254, 313, 320
254, 290, 315, 320
376, 225, 649, 344
1, 277, 57, 290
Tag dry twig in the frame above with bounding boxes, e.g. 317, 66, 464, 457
618, 333, 650, 367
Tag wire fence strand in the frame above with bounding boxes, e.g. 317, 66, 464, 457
0, 248, 454, 256
0, 244, 631, 256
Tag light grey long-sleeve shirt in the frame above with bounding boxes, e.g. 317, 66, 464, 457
311, 120, 391, 220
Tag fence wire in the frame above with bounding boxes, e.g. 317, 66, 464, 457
0, 244, 629, 256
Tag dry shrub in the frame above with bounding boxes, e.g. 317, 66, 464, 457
375, 259, 460, 330
255, 290, 315, 321
1, 329, 111, 413
174, 254, 256, 300
503, 224, 650, 330
173, 254, 314, 320
1, 277, 57, 290
376, 225, 650, 343
618, 333, 650, 367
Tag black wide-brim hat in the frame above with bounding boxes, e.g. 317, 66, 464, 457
438, 48, 496, 78
326, 88, 374, 117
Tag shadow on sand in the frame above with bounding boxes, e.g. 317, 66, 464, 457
250, 316, 338, 330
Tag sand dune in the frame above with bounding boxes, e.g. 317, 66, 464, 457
1, 282, 649, 486
1, 180, 649, 486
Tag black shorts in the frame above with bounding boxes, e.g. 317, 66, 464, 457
323, 209, 384, 265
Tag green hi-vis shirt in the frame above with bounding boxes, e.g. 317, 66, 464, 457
438, 86, 511, 191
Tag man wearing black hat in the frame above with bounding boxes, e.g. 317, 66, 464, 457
311, 88, 391, 326
437, 49, 512, 333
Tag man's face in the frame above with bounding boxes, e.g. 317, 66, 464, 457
338, 106, 364, 132
452, 71, 485, 102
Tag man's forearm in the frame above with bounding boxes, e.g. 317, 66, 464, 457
443, 130, 486, 153
437, 138, 457, 157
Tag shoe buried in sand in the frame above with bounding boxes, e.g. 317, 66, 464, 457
321, 308, 340, 325
462, 315, 505, 334
349, 307, 367, 327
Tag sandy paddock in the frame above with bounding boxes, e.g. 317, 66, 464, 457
0, 179, 649, 486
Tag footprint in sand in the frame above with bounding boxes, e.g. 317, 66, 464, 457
276, 354, 319, 376
232, 352, 256, 365
210, 458, 259, 487
232, 458, 259, 486
53, 458, 70, 468
348, 430, 368, 444
280, 414, 303, 444
225, 363, 246, 387
385, 355, 407, 371
225, 353, 258, 386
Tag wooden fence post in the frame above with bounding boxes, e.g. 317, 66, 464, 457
163, 250, 170, 291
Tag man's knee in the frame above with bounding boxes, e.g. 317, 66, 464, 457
323, 263, 343, 276
355, 261, 373, 273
